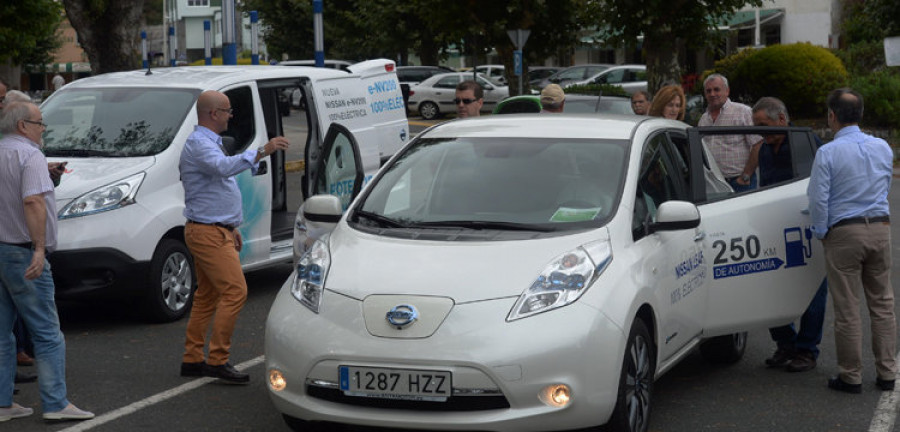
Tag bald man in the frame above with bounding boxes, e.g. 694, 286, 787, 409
178, 90, 289, 384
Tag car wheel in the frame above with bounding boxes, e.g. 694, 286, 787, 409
606, 319, 654, 432
418, 101, 439, 120
143, 239, 195, 323
699, 331, 747, 364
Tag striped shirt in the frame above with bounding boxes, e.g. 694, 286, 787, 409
0, 134, 58, 252
698, 99, 762, 178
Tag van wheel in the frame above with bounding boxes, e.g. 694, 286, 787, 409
700, 332, 747, 364
605, 319, 654, 432
418, 101, 439, 120
144, 239, 195, 323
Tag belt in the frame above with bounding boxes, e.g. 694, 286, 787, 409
0, 241, 33, 250
831, 215, 890, 229
186, 219, 235, 232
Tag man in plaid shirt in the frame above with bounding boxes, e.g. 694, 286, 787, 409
698, 73, 763, 192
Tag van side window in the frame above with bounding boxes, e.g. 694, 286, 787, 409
222, 86, 256, 154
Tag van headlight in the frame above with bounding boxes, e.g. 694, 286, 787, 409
507, 240, 612, 321
58, 172, 145, 219
291, 235, 331, 314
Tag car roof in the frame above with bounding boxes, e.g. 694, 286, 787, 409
422, 115, 646, 140
55, 66, 352, 90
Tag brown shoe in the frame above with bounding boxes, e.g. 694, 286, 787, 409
16, 351, 34, 366
786, 351, 816, 372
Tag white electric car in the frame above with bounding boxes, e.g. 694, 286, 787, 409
266, 115, 825, 432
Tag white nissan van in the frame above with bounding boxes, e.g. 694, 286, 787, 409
39, 60, 407, 321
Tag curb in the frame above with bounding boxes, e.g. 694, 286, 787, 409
286, 160, 305, 173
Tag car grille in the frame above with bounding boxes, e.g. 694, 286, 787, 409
307, 385, 511, 411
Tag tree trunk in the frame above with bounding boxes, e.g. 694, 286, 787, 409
643, 34, 681, 96
62, 0, 145, 74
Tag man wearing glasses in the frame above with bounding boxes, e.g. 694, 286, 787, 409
178, 90, 289, 384
454, 80, 484, 118
0, 101, 95, 421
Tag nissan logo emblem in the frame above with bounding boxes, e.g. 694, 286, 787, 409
386, 304, 418, 329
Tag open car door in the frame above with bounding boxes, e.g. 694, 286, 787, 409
686, 126, 825, 336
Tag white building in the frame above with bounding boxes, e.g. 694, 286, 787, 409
164, 0, 267, 64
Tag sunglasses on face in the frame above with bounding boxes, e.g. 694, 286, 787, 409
454, 98, 478, 105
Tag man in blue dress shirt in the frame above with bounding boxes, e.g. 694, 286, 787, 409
178, 90, 289, 384
808, 88, 896, 394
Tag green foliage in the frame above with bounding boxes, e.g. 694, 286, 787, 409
850, 70, 900, 128
832, 40, 887, 76
710, 43, 848, 118
563, 84, 629, 97
0, 0, 63, 65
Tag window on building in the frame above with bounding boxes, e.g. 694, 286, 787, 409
187, 0, 209, 6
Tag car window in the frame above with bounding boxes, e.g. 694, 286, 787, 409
557, 67, 586, 80
601, 69, 626, 84
633, 133, 688, 239
221, 86, 256, 154
435, 75, 461, 89
356, 137, 628, 232
41, 87, 199, 157
586, 66, 609, 77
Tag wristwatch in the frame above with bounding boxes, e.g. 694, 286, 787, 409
740, 174, 751, 182
256, 147, 267, 158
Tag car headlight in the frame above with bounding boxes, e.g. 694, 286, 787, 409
507, 240, 612, 321
58, 172, 145, 219
291, 235, 331, 313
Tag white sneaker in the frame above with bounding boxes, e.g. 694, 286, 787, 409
0, 403, 33, 421
43, 403, 94, 421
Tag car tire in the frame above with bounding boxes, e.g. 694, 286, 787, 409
605, 319, 654, 432
282, 415, 332, 432
418, 101, 439, 120
699, 331, 747, 364
143, 239, 195, 323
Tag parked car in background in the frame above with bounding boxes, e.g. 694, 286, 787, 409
534, 64, 611, 91
575, 64, 647, 95
397, 65, 455, 107
527, 66, 561, 87
493, 94, 634, 116
474, 64, 507, 85
407, 72, 508, 120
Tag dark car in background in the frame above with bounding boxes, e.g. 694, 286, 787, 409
527, 66, 561, 87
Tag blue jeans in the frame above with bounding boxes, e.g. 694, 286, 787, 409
0, 244, 69, 412
769, 277, 828, 358
726, 173, 758, 193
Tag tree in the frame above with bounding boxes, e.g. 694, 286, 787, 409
62, 0, 145, 74
585, 0, 763, 94
0, 0, 63, 67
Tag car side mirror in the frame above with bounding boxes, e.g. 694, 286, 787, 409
293, 194, 343, 264
303, 194, 343, 223
649, 200, 700, 233
483, 84, 494, 91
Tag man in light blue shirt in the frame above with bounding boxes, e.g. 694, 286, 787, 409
807, 88, 895, 394
179, 90, 289, 384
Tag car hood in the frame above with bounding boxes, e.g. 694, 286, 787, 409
47, 156, 155, 200
324, 224, 610, 304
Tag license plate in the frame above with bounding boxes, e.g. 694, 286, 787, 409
339, 366, 452, 401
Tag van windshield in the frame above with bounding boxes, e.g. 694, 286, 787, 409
41, 87, 200, 157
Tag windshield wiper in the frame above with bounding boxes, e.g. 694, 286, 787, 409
411, 220, 555, 232
44, 149, 115, 157
353, 210, 408, 228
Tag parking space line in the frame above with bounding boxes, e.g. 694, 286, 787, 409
869, 349, 900, 432
58, 356, 265, 432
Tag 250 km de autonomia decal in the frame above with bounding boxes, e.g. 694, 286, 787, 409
712, 227, 813, 279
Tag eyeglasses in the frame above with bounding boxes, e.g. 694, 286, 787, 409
453, 98, 478, 105
215, 107, 234, 114
22, 119, 47, 128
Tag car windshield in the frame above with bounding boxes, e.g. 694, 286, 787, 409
564, 98, 633, 115
41, 87, 200, 157
353, 137, 627, 233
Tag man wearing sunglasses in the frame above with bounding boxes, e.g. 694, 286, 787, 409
454, 80, 484, 118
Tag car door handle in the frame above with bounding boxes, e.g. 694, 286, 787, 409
693, 231, 706, 242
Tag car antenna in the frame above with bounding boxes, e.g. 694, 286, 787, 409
145, 51, 153, 76
594, 90, 603, 112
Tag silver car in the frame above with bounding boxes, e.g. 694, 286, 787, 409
407, 72, 509, 120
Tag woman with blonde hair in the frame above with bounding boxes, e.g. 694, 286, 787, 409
648, 84, 685, 120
